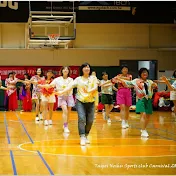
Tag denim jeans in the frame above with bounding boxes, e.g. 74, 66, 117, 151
76, 99, 95, 136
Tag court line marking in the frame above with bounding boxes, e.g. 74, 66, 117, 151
15, 112, 34, 144
18, 137, 176, 158
6, 111, 176, 159
10, 150, 17, 175
8, 118, 176, 125
17, 137, 176, 142
18, 145, 176, 147
7, 119, 176, 138
4, 112, 11, 144
17, 145, 176, 158
4, 113, 18, 175
14, 112, 55, 175
37, 151, 54, 176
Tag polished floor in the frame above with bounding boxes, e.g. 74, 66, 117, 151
0, 110, 176, 175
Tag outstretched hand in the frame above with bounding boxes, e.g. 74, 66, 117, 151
160, 76, 168, 82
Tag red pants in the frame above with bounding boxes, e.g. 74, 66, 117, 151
153, 92, 170, 108
22, 91, 32, 111
8, 90, 18, 111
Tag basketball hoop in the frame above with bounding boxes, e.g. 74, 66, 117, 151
48, 34, 60, 45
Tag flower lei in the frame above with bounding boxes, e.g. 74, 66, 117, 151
38, 80, 54, 97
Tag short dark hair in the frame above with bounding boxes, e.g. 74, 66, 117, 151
121, 65, 129, 70
79, 63, 92, 76
172, 70, 176, 78
24, 73, 30, 80
60, 66, 71, 77
35, 68, 44, 77
47, 70, 54, 75
8, 72, 13, 77
138, 68, 149, 77
102, 71, 108, 77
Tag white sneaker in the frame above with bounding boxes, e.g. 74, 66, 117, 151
63, 126, 70, 133
80, 136, 86, 146
102, 112, 106, 120
85, 137, 90, 144
35, 116, 40, 121
107, 118, 111, 123
44, 120, 48, 126
141, 130, 149, 137
122, 120, 126, 129
125, 121, 129, 128
39, 114, 43, 120
49, 120, 53, 125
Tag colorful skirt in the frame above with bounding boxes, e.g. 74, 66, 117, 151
22, 91, 32, 111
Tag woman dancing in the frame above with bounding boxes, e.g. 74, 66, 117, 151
161, 76, 176, 114
115, 66, 132, 129
114, 68, 157, 137
5, 72, 18, 111
56, 63, 98, 145
40, 70, 56, 126
41, 67, 75, 132
91, 71, 100, 115
22, 73, 32, 112
100, 72, 117, 123
30, 68, 45, 121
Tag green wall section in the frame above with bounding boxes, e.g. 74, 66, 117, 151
0, 80, 5, 109
92, 66, 120, 80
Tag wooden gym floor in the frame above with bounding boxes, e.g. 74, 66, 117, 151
0, 110, 176, 175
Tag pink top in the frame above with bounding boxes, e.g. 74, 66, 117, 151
30, 75, 45, 93
117, 74, 132, 89
5, 77, 18, 96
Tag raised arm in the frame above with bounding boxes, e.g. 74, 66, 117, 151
0, 86, 8, 91
161, 76, 175, 91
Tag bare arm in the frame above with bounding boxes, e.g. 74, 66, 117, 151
161, 76, 174, 91
0, 86, 8, 91
113, 86, 118, 91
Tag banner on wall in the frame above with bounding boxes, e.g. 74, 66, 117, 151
0, 66, 79, 80
0, 1, 175, 23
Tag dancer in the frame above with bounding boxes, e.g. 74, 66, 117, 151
161, 76, 176, 114
114, 68, 157, 137
91, 71, 100, 114
56, 63, 98, 145
41, 67, 75, 132
22, 74, 32, 112
39, 70, 56, 126
115, 66, 132, 129
5, 72, 18, 111
100, 72, 117, 123
30, 68, 45, 121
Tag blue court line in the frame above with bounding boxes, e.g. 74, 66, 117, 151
37, 151, 54, 176
10, 150, 17, 175
4, 112, 10, 144
15, 112, 34, 144
4, 112, 18, 175
14, 112, 54, 175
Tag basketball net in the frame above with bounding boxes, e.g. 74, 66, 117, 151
48, 34, 60, 45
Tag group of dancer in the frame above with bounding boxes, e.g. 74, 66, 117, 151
0, 63, 175, 145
